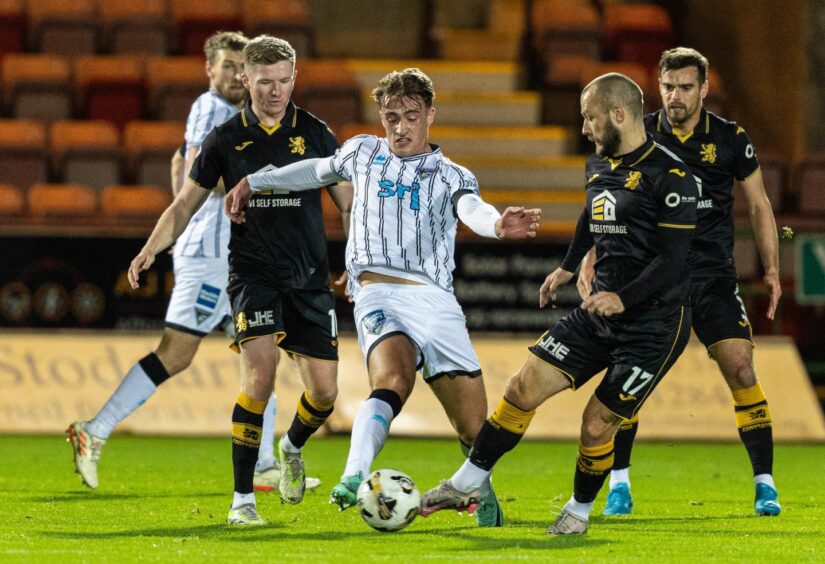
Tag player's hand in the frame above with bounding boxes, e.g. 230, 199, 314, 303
577, 248, 596, 300
764, 270, 782, 320
225, 177, 252, 223
582, 291, 625, 317
128, 248, 156, 289
539, 267, 574, 308
495, 207, 541, 240
334, 271, 352, 303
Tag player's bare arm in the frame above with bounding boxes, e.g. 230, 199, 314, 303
739, 167, 781, 319
128, 180, 210, 289
577, 247, 596, 300
582, 291, 625, 316
539, 267, 575, 308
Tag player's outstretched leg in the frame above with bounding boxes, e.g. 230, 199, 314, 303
603, 414, 637, 516
459, 441, 503, 527
66, 421, 106, 489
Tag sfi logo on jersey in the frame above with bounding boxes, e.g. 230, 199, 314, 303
624, 171, 641, 190
700, 143, 717, 164
362, 309, 387, 335
592, 190, 616, 221
235, 312, 248, 332
289, 136, 305, 155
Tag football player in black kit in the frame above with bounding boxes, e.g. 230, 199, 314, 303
127, 36, 352, 526
418, 73, 698, 535
579, 48, 782, 518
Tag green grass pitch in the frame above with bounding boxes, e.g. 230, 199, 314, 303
0, 435, 822, 562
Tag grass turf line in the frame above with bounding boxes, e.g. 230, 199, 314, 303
0, 436, 822, 562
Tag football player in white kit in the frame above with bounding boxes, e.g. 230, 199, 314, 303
226, 68, 541, 527
67, 32, 316, 494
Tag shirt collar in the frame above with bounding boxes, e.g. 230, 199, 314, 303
657, 107, 709, 138
242, 101, 298, 129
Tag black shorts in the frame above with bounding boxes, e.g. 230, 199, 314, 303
690, 276, 753, 350
227, 274, 338, 361
528, 305, 691, 419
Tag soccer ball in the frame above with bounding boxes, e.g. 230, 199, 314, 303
356, 469, 420, 532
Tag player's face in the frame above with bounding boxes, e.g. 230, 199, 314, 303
207, 49, 246, 105
379, 96, 435, 157
243, 61, 296, 121
581, 91, 622, 157
659, 66, 708, 126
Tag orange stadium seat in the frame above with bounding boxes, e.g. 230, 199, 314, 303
242, 0, 314, 58
50, 121, 122, 190
0, 0, 25, 57
26, 0, 97, 55
0, 183, 25, 215
98, 0, 171, 55
336, 123, 385, 144
27, 183, 97, 217
2, 54, 72, 120
704, 68, 728, 116
532, 0, 600, 62
798, 152, 825, 215
602, 5, 675, 71
145, 56, 206, 120
321, 190, 343, 237
73, 56, 146, 128
733, 152, 786, 216
541, 54, 593, 125
170, 0, 242, 56
292, 60, 361, 132
0, 119, 49, 190
123, 120, 186, 188
100, 184, 170, 218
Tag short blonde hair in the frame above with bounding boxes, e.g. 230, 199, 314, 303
372, 68, 435, 108
204, 31, 248, 65
243, 35, 296, 70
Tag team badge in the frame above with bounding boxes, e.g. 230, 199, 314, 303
624, 171, 641, 190
700, 143, 717, 164
235, 312, 248, 332
362, 309, 387, 335
289, 136, 306, 155
591, 190, 616, 221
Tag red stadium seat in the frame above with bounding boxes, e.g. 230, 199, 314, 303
98, 0, 171, 55
145, 56, 206, 120
170, 0, 242, 56
2, 53, 73, 120
798, 152, 825, 215
602, 5, 675, 71
100, 184, 170, 218
26, 0, 97, 55
73, 56, 146, 128
0, 0, 25, 57
49, 121, 123, 190
241, 0, 314, 58
0, 119, 49, 190
123, 120, 186, 188
27, 183, 97, 217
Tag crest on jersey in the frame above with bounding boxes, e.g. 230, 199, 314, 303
591, 190, 616, 221
289, 136, 306, 155
624, 171, 641, 190
362, 309, 387, 335
235, 312, 248, 333
700, 143, 717, 164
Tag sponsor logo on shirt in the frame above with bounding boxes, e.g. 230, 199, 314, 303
234, 141, 254, 151
362, 309, 387, 335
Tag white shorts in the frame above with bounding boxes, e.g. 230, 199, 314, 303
164, 256, 232, 337
353, 282, 481, 381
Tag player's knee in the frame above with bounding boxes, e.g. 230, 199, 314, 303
503, 373, 532, 410
580, 413, 618, 444
725, 362, 757, 391
308, 381, 338, 406
154, 347, 195, 376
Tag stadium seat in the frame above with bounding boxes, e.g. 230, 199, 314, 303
73, 56, 146, 128
242, 0, 315, 58
734, 152, 786, 216
541, 54, 592, 125
50, 121, 122, 190
1, 54, 73, 120
100, 184, 170, 218
602, 5, 675, 71
0, 0, 25, 58
321, 190, 344, 237
26, 0, 97, 56
123, 120, 186, 188
798, 151, 825, 215
337, 123, 385, 143
293, 60, 361, 132
98, 0, 171, 55
0, 119, 49, 190
0, 183, 25, 216
170, 0, 242, 56
27, 183, 97, 217
704, 68, 728, 117
532, 0, 600, 62
146, 56, 205, 120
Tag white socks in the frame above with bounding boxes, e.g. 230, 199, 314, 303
280, 433, 301, 454
256, 394, 277, 470
232, 492, 256, 509
609, 468, 631, 490
85, 361, 157, 439
563, 495, 594, 520
451, 459, 492, 493
754, 474, 775, 489
343, 397, 395, 478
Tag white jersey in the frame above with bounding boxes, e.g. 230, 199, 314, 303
174, 89, 239, 259
331, 135, 480, 294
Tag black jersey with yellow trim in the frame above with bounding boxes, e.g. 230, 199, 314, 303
189, 101, 338, 290
645, 108, 759, 278
583, 134, 698, 318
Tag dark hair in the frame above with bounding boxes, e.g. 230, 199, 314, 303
203, 31, 248, 65
659, 46, 709, 84
243, 35, 296, 69
582, 72, 644, 118
371, 68, 435, 108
